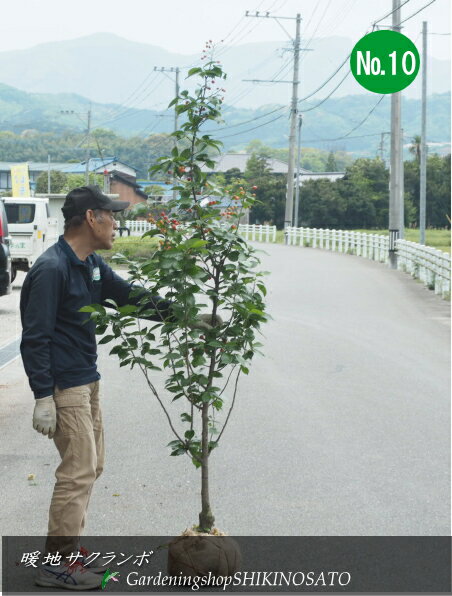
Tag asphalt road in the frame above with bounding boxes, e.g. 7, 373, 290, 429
0, 244, 450, 539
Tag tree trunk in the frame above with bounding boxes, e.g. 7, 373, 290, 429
199, 402, 215, 532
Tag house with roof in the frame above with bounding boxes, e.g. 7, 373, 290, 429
0, 157, 148, 206
202, 153, 298, 175
202, 153, 344, 184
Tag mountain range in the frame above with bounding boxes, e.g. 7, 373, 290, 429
0, 81, 449, 158
0, 33, 449, 110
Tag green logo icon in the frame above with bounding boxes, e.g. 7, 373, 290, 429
350, 30, 420, 94
101, 568, 120, 589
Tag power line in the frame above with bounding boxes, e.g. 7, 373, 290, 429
303, 131, 388, 143
300, 0, 333, 50
215, 0, 279, 58
102, 71, 160, 120
94, 77, 168, 127
400, 0, 438, 25
297, 95, 386, 143
341, 95, 386, 138
297, 54, 350, 103
300, 70, 351, 111
204, 104, 287, 132
372, 0, 412, 27
216, 112, 287, 139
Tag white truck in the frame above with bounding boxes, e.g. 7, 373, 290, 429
2, 198, 59, 282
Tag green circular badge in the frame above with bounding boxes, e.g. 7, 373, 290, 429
350, 30, 420, 93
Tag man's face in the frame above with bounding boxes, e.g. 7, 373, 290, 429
91, 209, 118, 250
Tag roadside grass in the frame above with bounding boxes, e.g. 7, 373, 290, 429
274, 228, 451, 253
98, 236, 160, 263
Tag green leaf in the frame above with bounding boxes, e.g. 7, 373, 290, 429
79, 305, 95, 313
142, 229, 163, 239
184, 430, 195, 440
257, 283, 267, 296
98, 335, 115, 345
188, 67, 202, 77
118, 304, 138, 315
183, 238, 207, 249
240, 365, 249, 374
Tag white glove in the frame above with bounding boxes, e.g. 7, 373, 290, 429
191, 313, 224, 332
33, 396, 56, 439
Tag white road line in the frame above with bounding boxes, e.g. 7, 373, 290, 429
0, 337, 21, 371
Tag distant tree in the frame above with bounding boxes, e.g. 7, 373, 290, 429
224, 168, 242, 184
245, 140, 273, 158
62, 173, 104, 192
336, 158, 389, 228
244, 154, 286, 226
404, 153, 451, 228
298, 179, 346, 228
409, 135, 422, 163
145, 184, 166, 197
35, 170, 68, 194
244, 153, 272, 179
325, 151, 338, 172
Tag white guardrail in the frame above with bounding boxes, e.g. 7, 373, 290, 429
395, 239, 451, 299
285, 226, 450, 299
124, 221, 277, 243
285, 227, 390, 263
123, 222, 450, 299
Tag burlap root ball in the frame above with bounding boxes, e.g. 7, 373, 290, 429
168, 535, 241, 578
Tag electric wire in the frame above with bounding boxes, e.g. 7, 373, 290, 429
302, 95, 387, 143
372, 0, 412, 28
102, 70, 161, 120
216, 112, 288, 139
400, 0, 438, 25
300, 70, 351, 111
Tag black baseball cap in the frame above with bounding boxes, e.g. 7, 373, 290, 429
62, 185, 130, 220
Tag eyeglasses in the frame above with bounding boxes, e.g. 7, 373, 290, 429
93, 209, 116, 222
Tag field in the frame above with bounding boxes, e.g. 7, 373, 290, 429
98, 236, 160, 262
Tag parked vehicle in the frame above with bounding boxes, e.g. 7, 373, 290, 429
0, 199, 12, 296
2, 198, 58, 282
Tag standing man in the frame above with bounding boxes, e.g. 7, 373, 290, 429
20, 185, 219, 590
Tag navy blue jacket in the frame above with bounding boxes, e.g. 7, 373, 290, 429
20, 236, 172, 399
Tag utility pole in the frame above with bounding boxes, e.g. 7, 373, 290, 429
379, 131, 390, 164
47, 154, 51, 194
419, 21, 427, 244
294, 114, 303, 227
60, 108, 92, 185
244, 11, 304, 236
389, 0, 402, 268
84, 108, 92, 185
154, 67, 181, 200
400, 127, 404, 239
285, 14, 301, 231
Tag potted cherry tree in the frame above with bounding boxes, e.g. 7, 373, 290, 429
84, 45, 268, 577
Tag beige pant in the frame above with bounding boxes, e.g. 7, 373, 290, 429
45, 382, 104, 556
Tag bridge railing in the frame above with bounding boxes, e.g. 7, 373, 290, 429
124, 220, 157, 236
285, 227, 390, 263
124, 221, 277, 242
122, 222, 450, 299
236, 224, 276, 243
395, 239, 451, 298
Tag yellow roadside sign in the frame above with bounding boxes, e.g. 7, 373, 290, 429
10, 164, 31, 197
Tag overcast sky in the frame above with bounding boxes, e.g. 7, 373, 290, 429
0, 0, 449, 60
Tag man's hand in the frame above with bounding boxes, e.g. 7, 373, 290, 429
191, 313, 224, 332
33, 396, 56, 439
